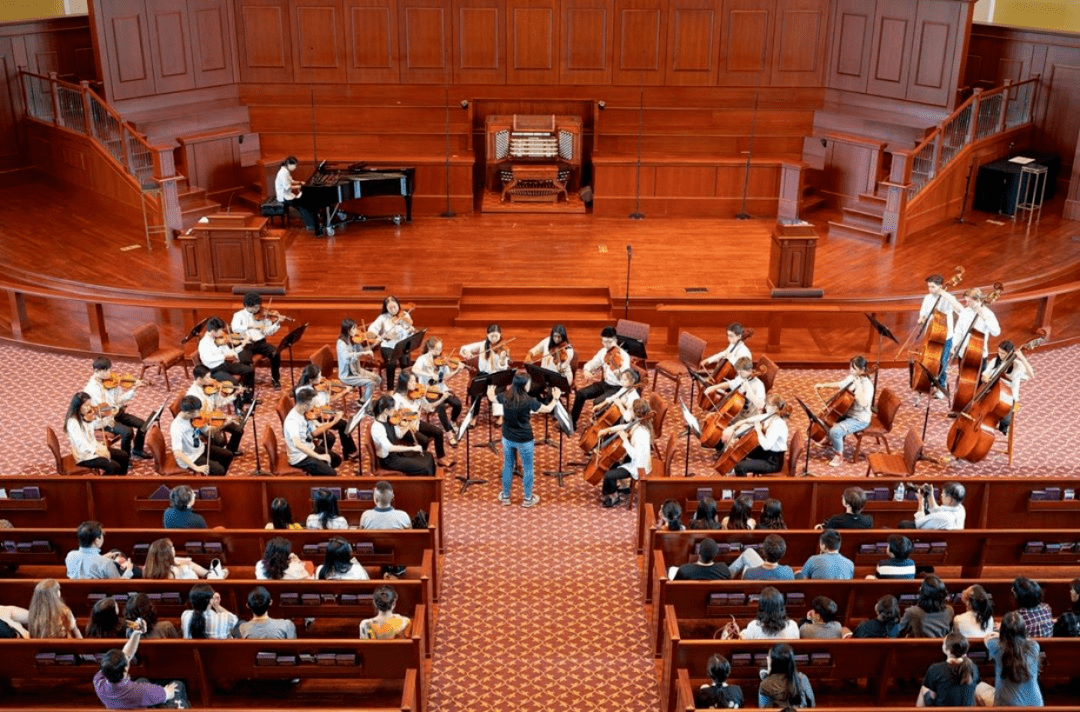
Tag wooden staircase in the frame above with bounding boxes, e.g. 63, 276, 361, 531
176, 177, 223, 230
454, 286, 614, 329
800, 167, 827, 215
827, 190, 889, 244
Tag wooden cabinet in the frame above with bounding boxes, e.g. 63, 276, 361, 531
177, 214, 290, 291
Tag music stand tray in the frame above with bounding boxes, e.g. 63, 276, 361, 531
679, 399, 702, 439
181, 317, 209, 345
617, 336, 648, 361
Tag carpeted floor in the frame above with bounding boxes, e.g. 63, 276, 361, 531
5, 340, 1079, 711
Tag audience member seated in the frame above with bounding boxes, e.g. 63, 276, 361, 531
952, 584, 994, 639
658, 499, 685, 531
799, 596, 848, 639
917, 631, 979, 707
732, 534, 794, 581
358, 585, 411, 639
673, 538, 730, 581
1068, 578, 1080, 614
0, 618, 27, 638
124, 594, 178, 639
256, 537, 313, 580
144, 538, 211, 580
315, 537, 370, 580
870, 534, 915, 580
740, 586, 799, 640
66, 521, 134, 580
181, 584, 238, 639
85, 597, 124, 638
688, 497, 721, 530
162, 485, 207, 530
912, 481, 966, 530
979, 611, 1043, 706
796, 529, 853, 580
757, 643, 815, 708
359, 481, 413, 530
94, 619, 187, 709
1011, 576, 1053, 638
265, 496, 303, 530
900, 575, 955, 638
235, 586, 297, 640
0, 603, 30, 638
852, 595, 900, 638
721, 494, 756, 530
816, 487, 872, 530
307, 488, 349, 530
1054, 611, 1080, 637
756, 498, 786, 530
696, 653, 743, 710
28, 578, 81, 639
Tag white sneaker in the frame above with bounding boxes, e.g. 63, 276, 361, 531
498, 492, 511, 506
522, 494, 541, 508
828, 455, 843, 468
933, 390, 945, 400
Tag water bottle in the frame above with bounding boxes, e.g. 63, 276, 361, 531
894, 483, 906, 502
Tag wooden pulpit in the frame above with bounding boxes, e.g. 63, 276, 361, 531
178, 214, 290, 292
768, 221, 823, 298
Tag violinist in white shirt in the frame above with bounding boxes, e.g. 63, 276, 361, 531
197, 316, 255, 401
369, 296, 416, 389
84, 357, 149, 459
231, 292, 282, 389
571, 326, 630, 430
65, 392, 130, 474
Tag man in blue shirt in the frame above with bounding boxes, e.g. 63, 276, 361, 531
797, 529, 854, 580
65, 521, 134, 579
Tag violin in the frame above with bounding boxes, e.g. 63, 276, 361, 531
697, 329, 754, 410
101, 373, 140, 390
255, 308, 293, 324
351, 323, 379, 349
387, 409, 419, 427
907, 266, 965, 395
390, 303, 417, 326
304, 405, 341, 423
432, 353, 466, 370
314, 379, 350, 398
952, 282, 1004, 412
604, 345, 624, 372
491, 337, 516, 358
548, 341, 571, 365
82, 402, 116, 422
191, 409, 228, 429
203, 379, 243, 398
214, 332, 246, 347
408, 383, 444, 403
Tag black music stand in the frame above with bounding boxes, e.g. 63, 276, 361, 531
345, 397, 372, 476
914, 361, 951, 454
617, 335, 648, 362
141, 398, 168, 435
794, 397, 831, 478
452, 401, 485, 494
180, 317, 209, 348
865, 313, 899, 397
233, 397, 267, 476
524, 364, 567, 448
678, 396, 704, 478
469, 369, 515, 453
526, 364, 574, 485
385, 328, 427, 386
277, 322, 310, 393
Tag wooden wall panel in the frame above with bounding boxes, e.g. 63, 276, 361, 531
665, 0, 721, 86
190, 0, 235, 88
828, 0, 875, 93
613, 0, 666, 85
0, 38, 19, 166
771, 0, 827, 87
237, 0, 293, 83
718, 0, 771, 86
906, 0, 960, 105
149, 0, 196, 94
103, 2, 157, 100
865, 0, 915, 100
345, 0, 398, 83
292, 0, 346, 84
399, 0, 452, 83
454, 0, 505, 84
1040, 60, 1080, 174
562, 0, 612, 84
508, 0, 557, 84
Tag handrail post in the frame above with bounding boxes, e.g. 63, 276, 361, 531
996, 79, 1011, 133
930, 126, 943, 178
881, 149, 913, 245
119, 124, 132, 175
48, 72, 61, 128
79, 80, 93, 137
1027, 74, 1040, 124
966, 88, 982, 144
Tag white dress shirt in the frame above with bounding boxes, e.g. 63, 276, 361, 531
705, 340, 752, 369
369, 312, 413, 348
982, 356, 1029, 403
953, 305, 1001, 359
370, 420, 394, 459
66, 417, 104, 462
622, 425, 652, 479
460, 339, 510, 373
198, 333, 238, 370
275, 165, 299, 203
757, 415, 789, 452
727, 375, 766, 413
919, 293, 956, 341
530, 337, 574, 383
231, 308, 279, 343
584, 346, 631, 387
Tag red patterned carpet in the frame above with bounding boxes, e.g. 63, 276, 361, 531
4, 340, 1079, 711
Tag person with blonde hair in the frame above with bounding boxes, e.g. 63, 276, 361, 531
28, 579, 81, 639
142, 538, 209, 580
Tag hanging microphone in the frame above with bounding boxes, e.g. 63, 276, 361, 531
626, 245, 632, 257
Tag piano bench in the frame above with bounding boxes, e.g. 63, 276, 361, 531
260, 198, 289, 227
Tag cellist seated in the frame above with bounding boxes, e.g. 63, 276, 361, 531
598, 399, 653, 508
729, 394, 790, 477
814, 356, 874, 468
704, 358, 766, 428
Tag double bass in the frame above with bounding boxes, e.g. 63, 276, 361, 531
906, 266, 965, 394
951, 283, 1004, 412
947, 335, 1042, 462
697, 329, 754, 410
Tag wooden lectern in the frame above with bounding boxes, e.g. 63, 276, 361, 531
768, 221, 823, 298
178, 214, 290, 292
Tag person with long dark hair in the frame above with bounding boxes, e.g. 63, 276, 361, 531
758, 499, 787, 529
917, 631, 979, 706
853, 595, 901, 638
336, 318, 381, 402
412, 336, 465, 438
658, 499, 685, 531
306, 488, 348, 530
899, 575, 955, 638
64, 391, 130, 475
953, 584, 994, 638
461, 323, 513, 423
265, 497, 302, 530
393, 371, 454, 468
487, 372, 561, 508
180, 584, 237, 639
526, 324, 575, 398
981, 611, 1043, 706
597, 398, 653, 508
255, 537, 312, 580
758, 643, 815, 708
123, 594, 177, 639
741, 587, 799, 640
297, 363, 356, 461
698, 653, 744, 709
143, 538, 209, 580
721, 494, 756, 530
85, 597, 124, 638
370, 394, 437, 476
688, 497, 721, 530
369, 296, 417, 389
315, 537, 369, 580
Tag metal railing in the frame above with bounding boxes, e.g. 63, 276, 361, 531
906, 76, 1039, 200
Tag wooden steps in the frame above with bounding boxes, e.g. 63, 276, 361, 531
454, 286, 613, 328
827, 189, 890, 244
177, 176, 223, 230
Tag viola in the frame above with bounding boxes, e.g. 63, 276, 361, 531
314, 379, 350, 398
906, 267, 964, 395
549, 341, 571, 365
214, 332, 246, 347
255, 308, 293, 323
387, 409, 419, 427
952, 282, 1004, 412
432, 353, 466, 370
101, 373, 139, 390
82, 402, 115, 422
491, 337, 516, 359
191, 410, 228, 429
351, 330, 379, 348
304, 406, 340, 423
604, 346, 624, 372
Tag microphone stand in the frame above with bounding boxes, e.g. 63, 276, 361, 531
624, 244, 632, 320
735, 79, 761, 220
441, 87, 455, 219
629, 86, 645, 220
246, 398, 270, 476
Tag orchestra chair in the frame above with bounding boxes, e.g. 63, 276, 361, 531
866, 427, 922, 477
261, 425, 305, 475
275, 393, 295, 427
757, 355, 780, 393
657, 432, 678, 477
648, 391, 670, 441
852, 387, 901, 462
145, 424, 186, 476
616, 318, 651, 372
994, 403, 1019, 466
363, 430, 395, 476
167, 391, 185, 418
134, 323, 188, 391
651, 331, 706, 404
46, 426, 95, 475
310, 344, 336, 379
786, 430, 805, 477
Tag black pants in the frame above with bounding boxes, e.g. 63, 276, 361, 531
313, 420, 356, 459
295, 454, 340, 476
195, 446, 233, 476
381, 346, 411, 390
284, 197, 318, 232
412, 420, 447, 459
211, 361, 255, 393
571, 382, 620, 428
241, 339, 281, 383
380, 451, 436, 476
210, 421, 244, 453
106, 410, 146, 453
733, 447, 784, 477
78, 448, 130, 475
602, 464, 633, 496
435, 395, 462, 433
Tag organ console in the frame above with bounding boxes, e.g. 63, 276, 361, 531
485, 114, 582, 203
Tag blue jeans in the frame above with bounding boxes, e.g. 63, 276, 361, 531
937, 337, 952, 390
502, 438, 534, 500
829, 416, 869, 455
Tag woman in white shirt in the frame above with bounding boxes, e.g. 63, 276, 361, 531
952, 584, 995, 638
815, 355, 874, 467
368, 296, 416, 389
255, 537, 312, 580
411, 336, 465, 442
729, 394, 790, 476
597, 399, 652, 508
740, 586, 801, 640
306, 489, 350, 530
460, 323, 512, 422
525, 324, 575, 392
143, 538, 209, 580
315, 537, 370, 580
64, 392, 130, 475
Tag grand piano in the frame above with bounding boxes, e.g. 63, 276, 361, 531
301, 162, 415, 235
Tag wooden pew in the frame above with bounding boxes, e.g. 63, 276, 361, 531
644, 523, 1080, 603
0, 636, 424, 711
650, 576, 1079, 658
660, 636, 1079, 712
637, 476, 1080, 554
0, 476, 444, 553
0, 578, 434, 659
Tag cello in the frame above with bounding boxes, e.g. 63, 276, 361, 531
951, 283, 1003, 412
578, 393, 627, 453
807, 362, 875, 443
699, 390, 747, 448
947, 335, 1042, 462
907, 267, 965, 394
713, 406, 788, 475
582, 432, 627, 486
697, 328, 754, 410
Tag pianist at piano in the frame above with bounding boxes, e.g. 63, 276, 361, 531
274, 156, 321, 236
